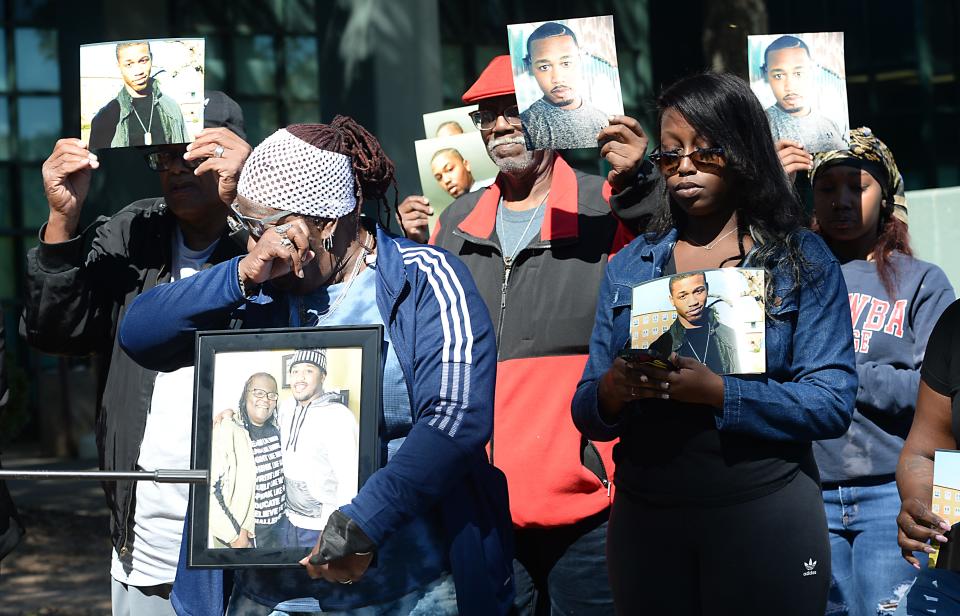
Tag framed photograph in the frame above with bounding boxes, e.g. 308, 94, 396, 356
747, 32, 849, 153
414, 132, 498, 233
188, 325, 382, 568
80, 37, 205, 151
422, 105, 479, 139
629, 269, 766, 375
507, 15, 624, 150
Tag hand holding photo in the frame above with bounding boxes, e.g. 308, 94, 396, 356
507, 15, 624, 150
747, 32, 849, 153
190, 326, 381, 568
629, 269, 766, 375
81, 38, 205, 150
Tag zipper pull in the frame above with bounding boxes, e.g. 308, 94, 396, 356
605, 479, 612, 498
501, 261, 513, 309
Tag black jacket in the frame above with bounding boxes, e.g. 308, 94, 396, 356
22, 198, 243, 555
0, 307, 25, 561
427, 155, 660, 528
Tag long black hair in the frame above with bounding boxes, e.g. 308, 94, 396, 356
649, 72, 811, 304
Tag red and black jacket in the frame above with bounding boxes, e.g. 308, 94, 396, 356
429, 155, 660, 528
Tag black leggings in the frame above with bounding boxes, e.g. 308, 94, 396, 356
607, 469, 830, 616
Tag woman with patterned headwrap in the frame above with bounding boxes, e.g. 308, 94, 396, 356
806, 127, 955, 616
118, 117, 512, 616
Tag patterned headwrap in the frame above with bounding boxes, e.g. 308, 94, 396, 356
237, 128, 357, 219
810, 126, 907, 224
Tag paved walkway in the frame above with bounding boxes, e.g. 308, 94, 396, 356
2, 454, 112, 615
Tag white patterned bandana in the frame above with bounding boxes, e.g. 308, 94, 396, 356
237, 128, 357, 218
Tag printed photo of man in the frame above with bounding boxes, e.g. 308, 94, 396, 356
88, 41, 188, 150
649, 272, 741, 375
279, 349, 358, 548
430, 147, 494, 199
519, 22, 609, 150
762, 35, 846, 152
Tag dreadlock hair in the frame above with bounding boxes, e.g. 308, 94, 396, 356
237, 372, 279, 434
286, 116, 398, 226
649, 72, 812, 308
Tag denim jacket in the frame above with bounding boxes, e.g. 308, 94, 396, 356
572, 227, 856, 445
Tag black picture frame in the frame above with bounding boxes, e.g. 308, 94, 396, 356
188, 325, 382, 568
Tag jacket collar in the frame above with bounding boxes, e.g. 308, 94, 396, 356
457, 154, 581, 242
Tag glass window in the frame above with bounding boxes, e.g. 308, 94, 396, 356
235, 36, 276, 95
15, 28, 59, 92
17, 95, 60, 160
0, 96, 12, 160
239, 100, 278, 149
0, 238, 13, 299
284, 0, 317, 33
0, 31, 8, 93
20, 165, 47, 228
286, 102, 320, 124
0, 168, 9, 226
204, 36, 226, 92
284, 37, 319, 101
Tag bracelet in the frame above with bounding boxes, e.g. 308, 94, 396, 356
237, 266, 258, 296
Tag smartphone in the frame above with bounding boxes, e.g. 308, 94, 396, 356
617, 348, 676, 371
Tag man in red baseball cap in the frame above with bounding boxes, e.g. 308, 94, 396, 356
399, 55, 660, 615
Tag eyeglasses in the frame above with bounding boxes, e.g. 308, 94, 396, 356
144, 150, 202, 172
248, 388, 279, 401
468, 105, 522, 131
649, 146, 726, 176
229, 202, 296, 239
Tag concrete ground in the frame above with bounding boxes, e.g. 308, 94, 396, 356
1, 453, 111, 616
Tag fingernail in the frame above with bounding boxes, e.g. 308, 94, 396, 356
940, 521, 951, 531
428, 208, 434, 214
913, 562, 921, 570
185, 143, 193, 151
661, 382, 670, 390
608, 114, 615, 121
88, 152, 98, 161
297, 270, 304, 279
936, 534, 949, 543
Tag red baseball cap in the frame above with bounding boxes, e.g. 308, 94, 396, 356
462, 55, 516, 103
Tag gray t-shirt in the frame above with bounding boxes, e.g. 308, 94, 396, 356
496, 200, 546, 262
764, 104, 846, 152
521, 97, 609, 150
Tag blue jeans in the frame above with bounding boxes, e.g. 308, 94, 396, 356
513, 509, 612, 615
823, 480, 922, 616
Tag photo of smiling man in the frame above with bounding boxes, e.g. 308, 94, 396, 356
81, 38, 204, 150
279, 348, 359, 548
508, 16, 625, 150
748, 32, 849, 153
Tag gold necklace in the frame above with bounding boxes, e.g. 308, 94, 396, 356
686, 226, 737, 251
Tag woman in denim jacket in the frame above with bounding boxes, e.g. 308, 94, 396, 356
571, 72, 857, 616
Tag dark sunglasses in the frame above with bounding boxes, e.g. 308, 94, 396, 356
649, 146, 726, 176
229, 202, 296, 239
144, 150, 202, 172
468, 105, 522, 131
